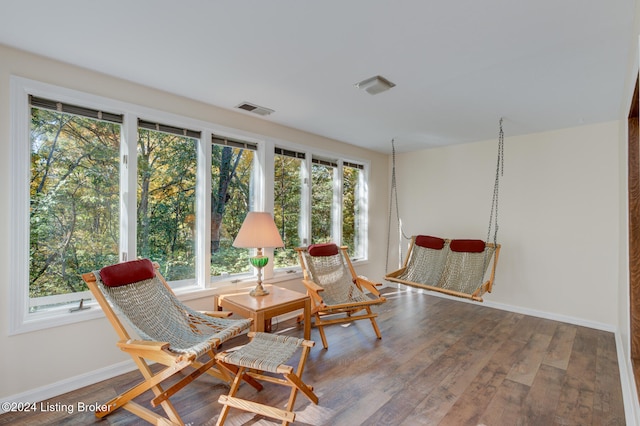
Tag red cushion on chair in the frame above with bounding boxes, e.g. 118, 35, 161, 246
100, 258, 156, 287
415, 235, 446, 250
308, 243, 339, 257
450, 239, 486, 253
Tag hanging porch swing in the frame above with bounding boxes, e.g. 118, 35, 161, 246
384, 119, 505, 302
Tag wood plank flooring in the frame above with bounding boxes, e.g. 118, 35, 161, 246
0, 287, 626, 425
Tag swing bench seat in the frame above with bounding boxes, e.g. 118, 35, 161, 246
385, 235, 501, 302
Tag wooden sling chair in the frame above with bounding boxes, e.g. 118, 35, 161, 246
295, 243, 386, 349
214, 332, 318, 426
82, 258, 254, 425
385, 235, 501, 302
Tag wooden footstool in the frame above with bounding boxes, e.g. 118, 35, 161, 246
214, 332, 318, 426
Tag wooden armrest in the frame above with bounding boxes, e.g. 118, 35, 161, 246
355, 276, 382, 295
301, 279, 324, 293
117, 339, 170, 351
117, 339, 198, 364
356, 275, 382, 286
384, 267, 407, 279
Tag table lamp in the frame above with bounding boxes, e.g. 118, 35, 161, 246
232, 212, 284, 296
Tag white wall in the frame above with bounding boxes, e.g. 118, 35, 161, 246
390, 121, 621, 327
0, 44, 389, 400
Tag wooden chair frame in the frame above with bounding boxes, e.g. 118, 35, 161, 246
296, 244, 386, 349
82, 261, 257, 425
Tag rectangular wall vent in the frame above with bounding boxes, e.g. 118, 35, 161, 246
235, 102, 274, 116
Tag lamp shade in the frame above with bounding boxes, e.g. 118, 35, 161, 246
232, 212, 284, 249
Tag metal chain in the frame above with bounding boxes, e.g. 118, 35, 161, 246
486, 117, 504, 247
481, 118, 505, 289
386, 138, 410, 273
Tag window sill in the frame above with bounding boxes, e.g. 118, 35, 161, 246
10, 303, 107, 335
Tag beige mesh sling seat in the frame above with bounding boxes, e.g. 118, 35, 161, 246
214, 332, 318, 426
385, 235, 501, 302
296, 243, 386, 349
82, 258, 254, 425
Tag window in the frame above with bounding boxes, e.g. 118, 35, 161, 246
311, 158, 337, 245
273, 148, 305, 268
11, 77, 368, 333
137, 120, 199, 286
273, 147, 368, 264
210, 136, 257, 278
29, 96, 122, 312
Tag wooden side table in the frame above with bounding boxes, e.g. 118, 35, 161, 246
215, 285, 311, 340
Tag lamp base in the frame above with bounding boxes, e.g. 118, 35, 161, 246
248, 254, 270, 297
249, 283, 269, 297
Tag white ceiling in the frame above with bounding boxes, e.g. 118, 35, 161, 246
0, 1, 637, 153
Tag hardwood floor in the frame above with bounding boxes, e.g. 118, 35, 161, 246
0, 287, 626, 425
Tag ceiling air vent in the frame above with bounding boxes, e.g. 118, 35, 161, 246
235, 102, 275, 116
354, 75, 396, 95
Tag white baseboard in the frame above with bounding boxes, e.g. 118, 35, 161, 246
394, 284, 617, 332
0, 359, 136, 414
482, 298, 616, 332
615, 332, 640, 426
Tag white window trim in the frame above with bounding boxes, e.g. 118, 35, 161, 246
9, 76, 370, 335
350, 160, 369, 261
9, 76, 32, 335
333, 160, 343, 244
197, 129, 213, 287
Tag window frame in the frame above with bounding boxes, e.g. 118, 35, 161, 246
10, 77, 136, 333
9, 77, 369, 335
